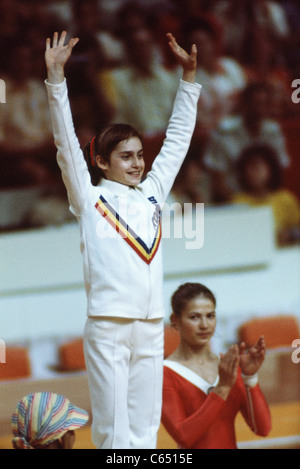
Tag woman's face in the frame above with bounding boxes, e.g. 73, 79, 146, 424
173, 295, 217, 348
126, 27, 154, 71
245, 156, 271, 191
97, 137, 145, 186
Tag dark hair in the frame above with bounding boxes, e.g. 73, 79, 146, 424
72, 0, 100, 20
83, 123, 143, 186
182, 15, 223, 48
236, 144, 282, 192
182, 15, 220, 42
171, 283, 216, 318
115, 2, 149, 39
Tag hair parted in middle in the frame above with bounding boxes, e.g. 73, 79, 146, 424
171, 282, 216, 319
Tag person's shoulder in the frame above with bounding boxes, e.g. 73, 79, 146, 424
164, 357, 181, 372
232, 192, 253, 203
219, 57, 245, 74
163, 360, 179, 380
273, 189, 300, 204
261, 119, 282, 133
155, 64, 176, 79
109, 67, 132, 81
215, 116, 242, 134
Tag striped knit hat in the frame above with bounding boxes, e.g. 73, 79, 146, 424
11, 392, 89, 449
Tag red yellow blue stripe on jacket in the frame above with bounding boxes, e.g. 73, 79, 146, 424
95, 195, 162, 265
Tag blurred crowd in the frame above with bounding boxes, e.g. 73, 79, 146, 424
0, 0, 300, 245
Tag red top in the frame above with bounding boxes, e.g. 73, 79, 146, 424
162, 362, 271, 449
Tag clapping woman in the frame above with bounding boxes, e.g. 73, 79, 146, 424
162, 283, 271, 449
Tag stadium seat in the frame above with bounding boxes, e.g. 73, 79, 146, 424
0, 346, 31, 381
164, 325, 180, 358
238, 315, 300, 349
58, 338, 86, 371
59, 328, 181, 369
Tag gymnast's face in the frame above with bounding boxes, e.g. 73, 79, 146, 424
173, 295, 217, 348
97, 137, 145, 187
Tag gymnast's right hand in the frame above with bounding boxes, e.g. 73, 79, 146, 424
45, 31, 79, 84
213, 345, 239, 400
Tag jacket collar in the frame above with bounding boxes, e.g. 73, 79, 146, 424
98, 178, 137, 196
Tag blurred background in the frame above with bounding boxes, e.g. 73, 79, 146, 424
0, 0, 300, 449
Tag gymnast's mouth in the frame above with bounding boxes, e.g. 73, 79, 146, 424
127, 171, 143, 178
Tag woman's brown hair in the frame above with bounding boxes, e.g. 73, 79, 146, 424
171, 283, 216, 318
83, 123, 143, 186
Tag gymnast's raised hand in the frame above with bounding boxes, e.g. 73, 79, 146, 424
45, 31, 79, 84
166, 32, 197, 84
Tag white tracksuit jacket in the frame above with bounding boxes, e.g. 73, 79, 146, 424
45, 78, 201, 320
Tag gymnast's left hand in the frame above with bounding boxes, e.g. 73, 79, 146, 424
239, 335, 266, 376
166, 33, 197, 83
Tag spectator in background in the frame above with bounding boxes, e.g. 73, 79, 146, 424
233, 144, 300, 246
68, 0, 114, 142
280, 0, 300, 33
0, 0, 68, 79
171, 0, 219, 19
11, 392, 89, 449
0, 0, 21, 75
98, 22, 178, 136
152, 0, 218, 70
113, 1, 164, 64
96, 1, 170, 70
242, 28, 292, 118
0, 39, 55, 189
259, 0, 290, 38
203, 82, 290, 203
167, 149, 212, 208
23, 178, 76, 229
213, 0, 290, 60
181, 16, 247, 139
280, 0, 300, 76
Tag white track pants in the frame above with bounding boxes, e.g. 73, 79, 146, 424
83, 317, 164, 449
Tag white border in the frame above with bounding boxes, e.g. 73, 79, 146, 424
164, 360, 219, 395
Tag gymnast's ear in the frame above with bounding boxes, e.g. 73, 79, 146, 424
96, 155, 109, 171
170, 312, 179, 330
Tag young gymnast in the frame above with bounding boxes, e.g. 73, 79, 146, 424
162, 283, 271, 449
45, 31, 201, 449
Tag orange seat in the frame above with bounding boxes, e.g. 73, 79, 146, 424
0, 346, 31, 381
164, 325, 180, 358
58, 338, 86, 371
238, 315, 300, 349
60, 329, 181, 369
